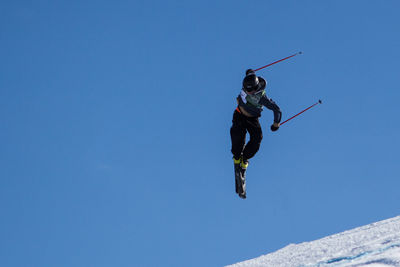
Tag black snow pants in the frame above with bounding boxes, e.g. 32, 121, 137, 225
230, 109, 263, 161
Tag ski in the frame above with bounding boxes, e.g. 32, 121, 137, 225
234, 165, 246, 199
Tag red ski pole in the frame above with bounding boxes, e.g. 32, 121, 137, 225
254, 51, 302, 72
280, 100, 322, 126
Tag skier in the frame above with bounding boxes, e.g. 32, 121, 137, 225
230, 69, 282, 197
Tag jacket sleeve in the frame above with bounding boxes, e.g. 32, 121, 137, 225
260, 95, 282, 123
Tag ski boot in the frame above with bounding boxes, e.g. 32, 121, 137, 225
240, 157, 249, 171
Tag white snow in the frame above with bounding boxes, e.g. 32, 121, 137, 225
227, 215, 400, 267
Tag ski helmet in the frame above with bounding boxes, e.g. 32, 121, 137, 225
242, 73, 260, 92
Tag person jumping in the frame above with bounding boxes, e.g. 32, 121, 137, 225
230, 69, 282, 198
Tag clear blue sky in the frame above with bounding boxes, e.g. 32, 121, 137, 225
1, 1, 400, 266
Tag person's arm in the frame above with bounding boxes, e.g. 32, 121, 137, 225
260, 95, 282, 124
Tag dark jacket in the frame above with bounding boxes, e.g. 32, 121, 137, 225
237, 77, 282, 123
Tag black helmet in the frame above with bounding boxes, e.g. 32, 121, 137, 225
242, 73, 260, 92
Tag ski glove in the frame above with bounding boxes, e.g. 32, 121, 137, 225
270, 122, 280, 132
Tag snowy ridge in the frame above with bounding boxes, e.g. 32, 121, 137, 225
227, 216, 400, 267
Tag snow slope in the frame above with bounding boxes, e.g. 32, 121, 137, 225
227, 216, 400, 267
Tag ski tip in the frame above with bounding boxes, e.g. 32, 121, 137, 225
239, 194, 247, 199
318, 99, 322, 104
298, 51, 303, 55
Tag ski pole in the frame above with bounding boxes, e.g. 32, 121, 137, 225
254, 51, 302, 72
280, 100, 322, 126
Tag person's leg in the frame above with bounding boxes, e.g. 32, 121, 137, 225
230, 111, 247, 160
242, 118, 263, 161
